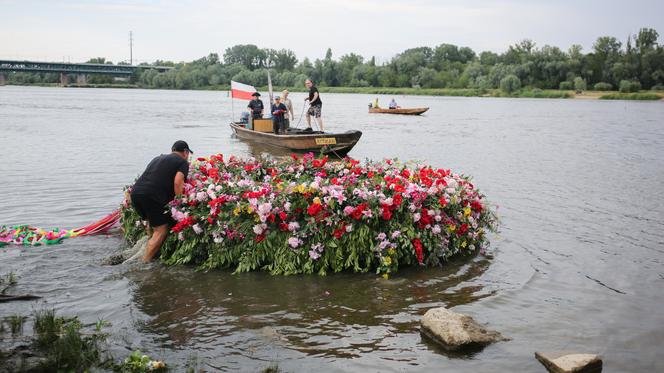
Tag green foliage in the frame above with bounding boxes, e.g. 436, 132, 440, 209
32, 309, 110, 371
599, 92, 662, 100
573, 77, 587, 91
593, 82, 613, 91
7, 27, 664, 92
559, 81, 573, 90
6, 314, 27, 335
619, 80, 642, 93
500, 74, 521, 94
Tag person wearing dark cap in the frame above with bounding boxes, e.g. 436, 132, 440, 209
271, 96, 288, 134
130, 140, 193, 261
247, 92, 264, 120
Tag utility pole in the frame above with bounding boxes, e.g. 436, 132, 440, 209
129, 31, 133, 65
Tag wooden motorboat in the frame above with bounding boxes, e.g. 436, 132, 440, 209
368, 107, 429, 115
230, 123, 362, 157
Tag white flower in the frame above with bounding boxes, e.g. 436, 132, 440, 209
252, 224, 267, 235
376, 232, 387, 241
288, 221, 300, 232
391, 230, 401, 239
432, 225, 441, 234
413, 213, 421, 222
192, 224, 203, 234
288, 237, 301, 248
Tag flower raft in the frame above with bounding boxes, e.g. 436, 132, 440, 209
120, 154, 498, 276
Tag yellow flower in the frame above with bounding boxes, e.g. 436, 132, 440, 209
233, 207, 241, 216
277, 183, 284, 191
246, 206, 254, 214
296, 184, 307, 193
448, 224, 456, 232
382, 273, 390, 280
464, 207, 471, 217
384, 256, 392, 266
387, 248, 396, 255
461, 240, 467, 248
313, 197, 321, 205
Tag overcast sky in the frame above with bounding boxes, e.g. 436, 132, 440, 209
1, 0, 663, 64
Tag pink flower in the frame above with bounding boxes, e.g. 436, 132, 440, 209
288, 237, 301, 248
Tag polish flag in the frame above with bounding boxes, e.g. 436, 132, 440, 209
231, 81, 257, 100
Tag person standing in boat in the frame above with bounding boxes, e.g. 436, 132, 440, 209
130, 140, 192, 262
271, 96, 288, 134
281, 90, 294, 131
304, 79, 324, 132
247, 92, 264, 119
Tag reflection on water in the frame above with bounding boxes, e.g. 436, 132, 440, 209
1, 86, 663, 372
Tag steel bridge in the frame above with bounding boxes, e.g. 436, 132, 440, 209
0, 59, 172, 85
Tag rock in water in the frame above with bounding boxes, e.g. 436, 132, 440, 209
535, 352, 603, 373
420, 307, 508, 351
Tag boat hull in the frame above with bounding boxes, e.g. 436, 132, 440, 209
369, 107, 429, 115
230, 123, 362, 157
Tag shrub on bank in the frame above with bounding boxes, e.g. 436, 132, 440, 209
593, 82, 613, 91
573, 77, 587, 92
559, 81, 573, 90
619, 80, 641, 93
121, 154, 498, 276
500, 74, 521, 94
599, 92, 662, 100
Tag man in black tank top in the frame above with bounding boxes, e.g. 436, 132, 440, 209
304, 79, 325, 132
130, 140, 193, 261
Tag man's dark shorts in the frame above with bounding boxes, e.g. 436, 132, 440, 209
307, 104, 322, 118
130, 193, 173, 227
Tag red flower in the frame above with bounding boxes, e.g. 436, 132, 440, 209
312, 156, 328, 168
367, 171, 375, 178
307, 202, 323, 216
350, 203, 369, 220
290, 153, 299, 160
279, 222, 289, 231
171, 216, 195, 233
333, 228, 344, 239
381, 207, 392, 221
412, 238, 424, 264
393, 193, 403, 206
255, 233, 266, 243
279, 211, 288, 221
439, 197, 448, 207
207, 217, 214, 224
268, 214, 276, 223
401, 169, 410, 178
470, 200, 483, 212
457, 223, 469, 236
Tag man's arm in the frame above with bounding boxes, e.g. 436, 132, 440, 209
174, 171, 185, 196
312, 92, 319, 102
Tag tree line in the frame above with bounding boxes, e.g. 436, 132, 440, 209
7, 28, 664, 92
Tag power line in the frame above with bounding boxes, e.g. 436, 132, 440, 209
129, 31, 133, 65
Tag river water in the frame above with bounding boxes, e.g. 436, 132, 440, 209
1, 86, 663, 372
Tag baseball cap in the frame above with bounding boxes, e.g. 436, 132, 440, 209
172, 140, 193, 153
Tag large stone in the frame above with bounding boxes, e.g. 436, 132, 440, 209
535, 351, 603, 373
420, 307, 508, 351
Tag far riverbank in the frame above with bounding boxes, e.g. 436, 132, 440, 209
3, 82, 663, 101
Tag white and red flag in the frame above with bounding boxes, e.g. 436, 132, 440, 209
230, 81, 257, 100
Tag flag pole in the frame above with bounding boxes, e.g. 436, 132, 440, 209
231, 88, 235, 122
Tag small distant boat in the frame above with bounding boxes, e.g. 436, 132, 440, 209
369, 107, 429, 115
230, 123, 362, 157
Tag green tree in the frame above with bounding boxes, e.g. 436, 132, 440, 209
500, 74, 521, 94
